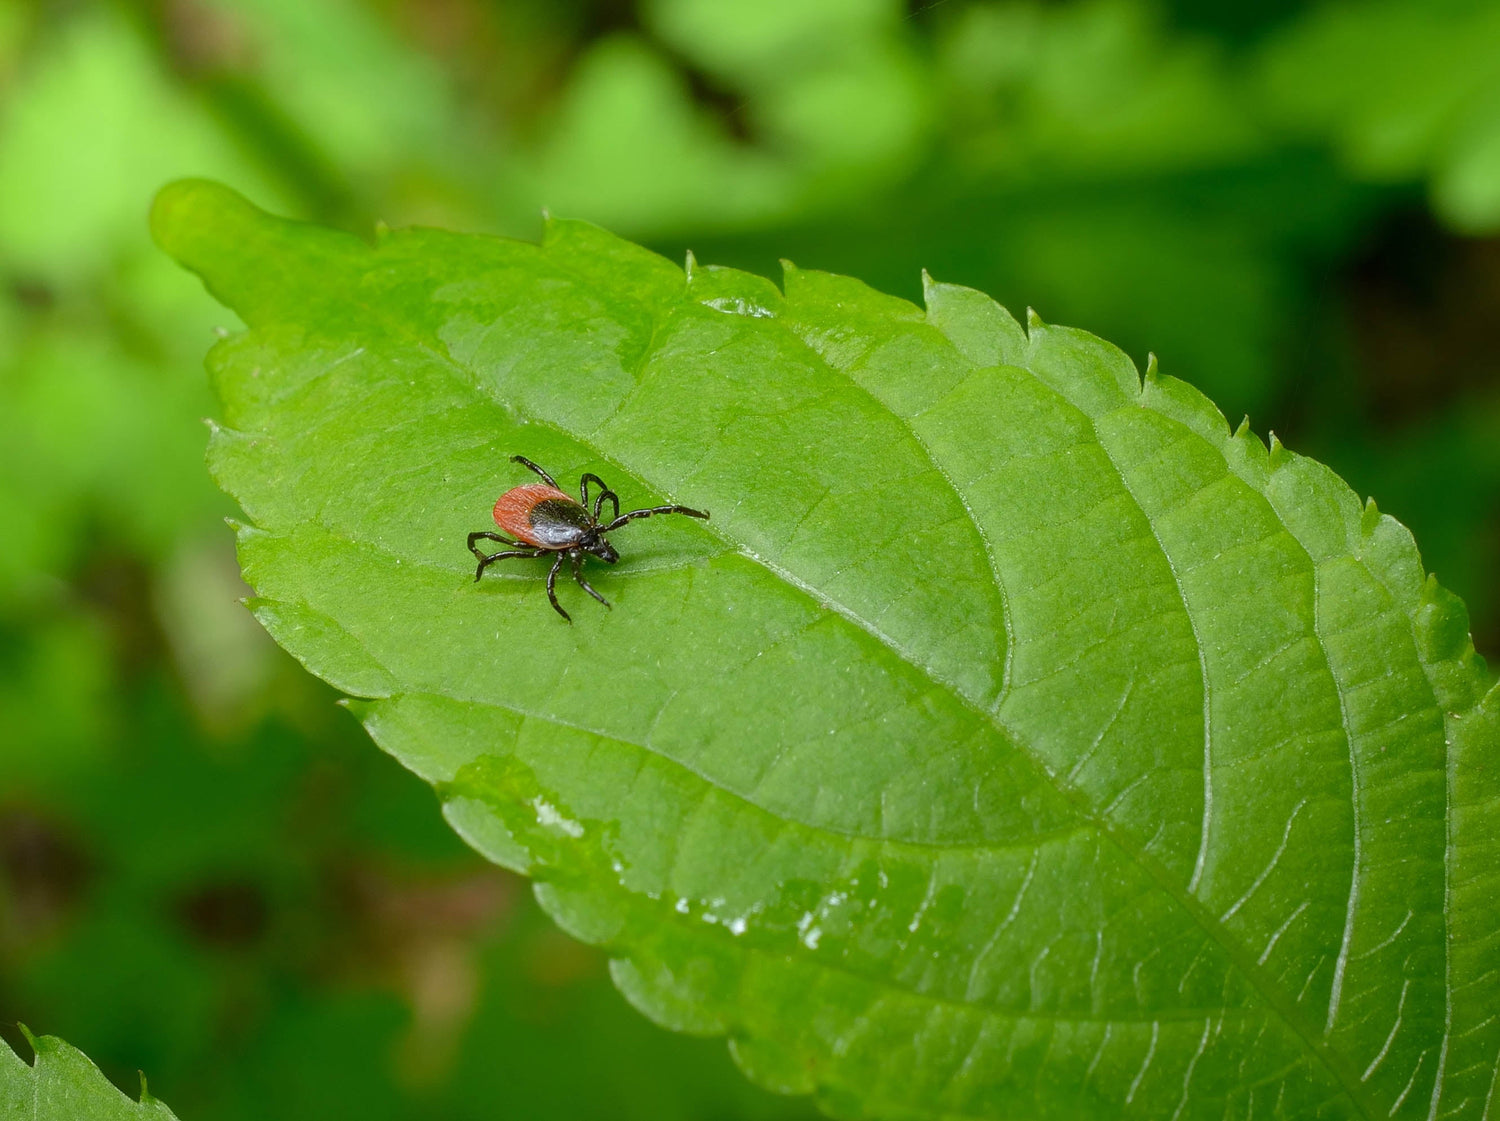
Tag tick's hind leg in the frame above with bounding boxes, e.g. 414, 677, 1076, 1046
472, 548, 546, 582
570, 550, 611, 609
469, 530, 517, 558
545, 552, 571, 622
511, 455, 559, 487
469, 532, 543, 582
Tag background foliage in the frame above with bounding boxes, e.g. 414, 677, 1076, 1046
1, 0, 1497, 1116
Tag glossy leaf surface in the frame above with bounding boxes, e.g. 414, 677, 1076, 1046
153, 180, 1500, 1121
1, 1031, 179, 1120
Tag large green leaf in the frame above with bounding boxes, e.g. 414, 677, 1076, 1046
152, 179, 1500, 1120
1, 1030, 179, 1120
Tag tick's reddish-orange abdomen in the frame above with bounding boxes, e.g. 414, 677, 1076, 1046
492, 484, 575, 546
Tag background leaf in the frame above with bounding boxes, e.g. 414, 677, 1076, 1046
1258, 0, 1500, 233
154, 179, 1499, 1120
1, 1030, 179, 1120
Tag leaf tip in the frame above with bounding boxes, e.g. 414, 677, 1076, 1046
1026, 306, 1045, 331
149, 178, 254, 265
1233, 414, 1251, 438
1361, 496, 1382, 535
1144, 351, 1160, 383
684, 248, 698, 282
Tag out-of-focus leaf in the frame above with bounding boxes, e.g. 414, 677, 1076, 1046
1259, 0, 1500, 232
647, 0, 896, 85
0, 8, 278, 281
0, 1030, 179, 1120
0, 4, 275, 604
0, 327, 224, 598
0, 612, 114, 788
194, 0, 460, 201
933, 0, 1261, 180
153, 537, 277, 732
520, 0, 1268, 239
649, 0, 931, 188
0, 1, 30, 75
155, 180, 1498, 1119
514, 36, 793, 237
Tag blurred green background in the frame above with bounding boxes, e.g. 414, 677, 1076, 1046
1, 0, 1497, 1116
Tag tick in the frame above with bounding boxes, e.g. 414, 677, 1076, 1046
468, 456, 710, 622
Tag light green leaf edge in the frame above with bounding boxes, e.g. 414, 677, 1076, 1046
0, 1029, 179, 1120
151, 179, 1500, 1121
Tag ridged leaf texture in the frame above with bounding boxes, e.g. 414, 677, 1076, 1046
1, 1031, 179, 1120
152, 180, 1500, 1121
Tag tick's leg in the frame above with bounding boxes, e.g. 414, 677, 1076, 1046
474, 547, 545, 582
594, 489, 619, 522
546, 552, 571, 622
580, 474, 620, 522
570, 550, 611, 609
603, 504, 709, 531
469, 530, 517, 560
470, 530, 522, 578
511, 455, 559, 488
579, 472, 603, 505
